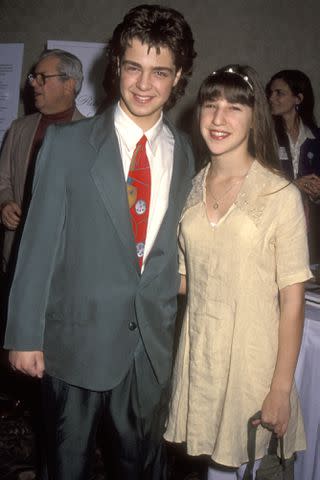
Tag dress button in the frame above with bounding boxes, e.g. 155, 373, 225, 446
129, 321, 137, 331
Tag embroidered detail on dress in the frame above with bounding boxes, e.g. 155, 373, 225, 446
235, 194, 266, 226
234, 162, 293, 227
179, 160, 290, 227
234, 171, 267, 226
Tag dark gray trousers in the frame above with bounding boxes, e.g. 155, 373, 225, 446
41, 356, 169, 480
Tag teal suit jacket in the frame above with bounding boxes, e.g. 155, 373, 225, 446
4, 107, 194, 391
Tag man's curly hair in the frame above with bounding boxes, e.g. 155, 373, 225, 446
104, 4, 196, 110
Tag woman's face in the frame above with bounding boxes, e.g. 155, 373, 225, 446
199, 96, 253, 159
268, 78, 302, 117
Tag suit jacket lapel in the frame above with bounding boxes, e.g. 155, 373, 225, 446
89, 109, 139, 272
141, 123, 191, 286
72, 107, 85, 121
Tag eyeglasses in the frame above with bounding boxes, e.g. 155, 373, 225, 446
27, 72, 68, 86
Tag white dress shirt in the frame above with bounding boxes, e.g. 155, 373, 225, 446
114, 103, 174, 269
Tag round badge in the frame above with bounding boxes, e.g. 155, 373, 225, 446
136, 242, 145, 258
307, 151, 314, 160
135, 199, 147, 215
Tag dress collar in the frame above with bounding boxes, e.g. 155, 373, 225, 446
181, 160, 290, 226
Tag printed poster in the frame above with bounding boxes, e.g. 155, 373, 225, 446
0, 43, 24, 147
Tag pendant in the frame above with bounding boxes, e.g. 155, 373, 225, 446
213, 202, 219, 209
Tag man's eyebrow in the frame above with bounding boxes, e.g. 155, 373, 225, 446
153, 66, 175, 73
121, 60, 174, 73
121, 60, 140, 67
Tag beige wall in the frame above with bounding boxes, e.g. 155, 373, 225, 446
1, 0, 319, 127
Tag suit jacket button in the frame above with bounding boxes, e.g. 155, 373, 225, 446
129, 321, 137, 331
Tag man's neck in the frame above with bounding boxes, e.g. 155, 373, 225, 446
40, 102, 75, 117
118, 101, 162, 132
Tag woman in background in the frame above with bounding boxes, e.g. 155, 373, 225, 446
267, 70, 320, 261
165, 65, 312, 479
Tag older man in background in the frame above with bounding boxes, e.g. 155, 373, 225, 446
0, 48, 84, 275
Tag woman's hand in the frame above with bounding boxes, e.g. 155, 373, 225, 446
295, 174, 320, 199
253, 283, 304, 437
253, 389, 291, 437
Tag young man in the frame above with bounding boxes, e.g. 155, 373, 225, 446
5, 5, 196, 479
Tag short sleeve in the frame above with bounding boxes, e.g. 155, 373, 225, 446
178, 225, 186, 276
275, 184, 313, 290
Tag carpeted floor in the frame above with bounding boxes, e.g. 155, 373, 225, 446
0, 398, 36, 480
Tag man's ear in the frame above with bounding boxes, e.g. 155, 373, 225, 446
64, 77, 77, 96
173, 68, 182, 87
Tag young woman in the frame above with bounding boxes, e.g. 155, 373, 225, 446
165, 65, 312, 479
266, 69, 320, 262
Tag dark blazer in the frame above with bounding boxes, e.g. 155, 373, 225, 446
4, 107, 194, 392
277, 126, 320, 179
276, 124, 320, 263
299, 129, 320, 176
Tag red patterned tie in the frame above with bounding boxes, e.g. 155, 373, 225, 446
127, 135, 151, 269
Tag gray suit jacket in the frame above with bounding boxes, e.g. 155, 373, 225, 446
0, 108, 84, 269
4, 107, 194, 391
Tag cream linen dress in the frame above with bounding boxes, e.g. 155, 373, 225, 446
165, 160, 312, 467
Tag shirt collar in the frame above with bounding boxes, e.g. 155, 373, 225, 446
294, 120, 316, 147
114, 102, 164, 156
300, 122, 315, 141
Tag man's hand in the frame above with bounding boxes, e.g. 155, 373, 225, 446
9, 351, 45, 378
1, 202, 21, 230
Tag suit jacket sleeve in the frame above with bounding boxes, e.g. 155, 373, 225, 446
4, 125, 66, 350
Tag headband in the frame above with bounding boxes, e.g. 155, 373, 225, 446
211, 67, 254, 92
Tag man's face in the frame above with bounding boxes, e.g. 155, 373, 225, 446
119, 37, 181, 130
30, 55, 75, 114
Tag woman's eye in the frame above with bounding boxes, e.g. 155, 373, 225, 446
230, 105, 241, 111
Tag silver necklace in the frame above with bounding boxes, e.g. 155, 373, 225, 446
207, 172, 248, 209
207, 181, 241, 209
